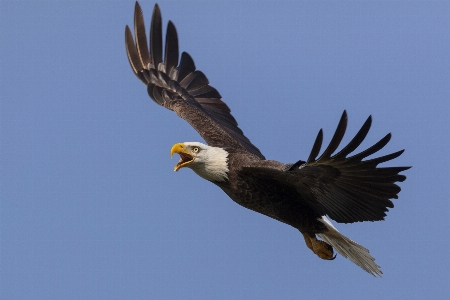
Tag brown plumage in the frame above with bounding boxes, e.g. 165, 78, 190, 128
125, 2, 409, 277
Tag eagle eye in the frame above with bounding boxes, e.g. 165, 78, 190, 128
192, 146, 200, 153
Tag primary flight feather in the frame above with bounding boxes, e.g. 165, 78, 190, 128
125, 2, 409, 277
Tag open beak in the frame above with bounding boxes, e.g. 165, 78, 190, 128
170, 143, 194, 171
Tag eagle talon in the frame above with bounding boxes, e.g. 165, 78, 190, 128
313, 240, 335, 260
303, 233, 335, 260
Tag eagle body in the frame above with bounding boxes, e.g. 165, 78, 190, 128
125, 2, 410, 277
213, 150, 327, 233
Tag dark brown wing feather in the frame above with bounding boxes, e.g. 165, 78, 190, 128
125, 2, 264, 159
241, 111, 410, 223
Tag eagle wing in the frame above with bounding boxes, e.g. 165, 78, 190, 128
241, 111, 410, 223
125, 2, 264, 159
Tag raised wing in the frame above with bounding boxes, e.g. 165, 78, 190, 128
125, 2, 264, 159
242, 111, 410, 223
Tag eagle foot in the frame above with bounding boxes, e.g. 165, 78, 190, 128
302, 233, 336, 260
313, 240, 336, 260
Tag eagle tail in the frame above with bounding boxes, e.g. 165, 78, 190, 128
317, 216, 382, 277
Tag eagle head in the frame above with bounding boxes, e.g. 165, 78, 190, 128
170, 142, 229, 182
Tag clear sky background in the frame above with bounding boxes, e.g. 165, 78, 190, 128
2, 1, 449, 299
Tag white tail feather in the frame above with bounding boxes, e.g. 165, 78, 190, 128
317, 216, 382, 277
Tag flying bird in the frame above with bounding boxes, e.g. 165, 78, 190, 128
125, 2, 409, 277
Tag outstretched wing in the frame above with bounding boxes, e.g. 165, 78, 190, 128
242, 111, 410, 223
125, 2, 264, 159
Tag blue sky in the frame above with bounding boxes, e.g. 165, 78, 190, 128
2, 1, 449, 299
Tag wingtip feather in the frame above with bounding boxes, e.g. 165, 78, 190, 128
134, 1, 151, 67
318, 111, 348, 161
307, 129, 323, 163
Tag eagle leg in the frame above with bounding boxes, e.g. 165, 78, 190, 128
302, 233, 336, 260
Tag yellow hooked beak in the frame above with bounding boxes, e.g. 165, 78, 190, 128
170, 143, 194, 171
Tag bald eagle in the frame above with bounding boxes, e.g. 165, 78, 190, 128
125, 2, 409, 277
